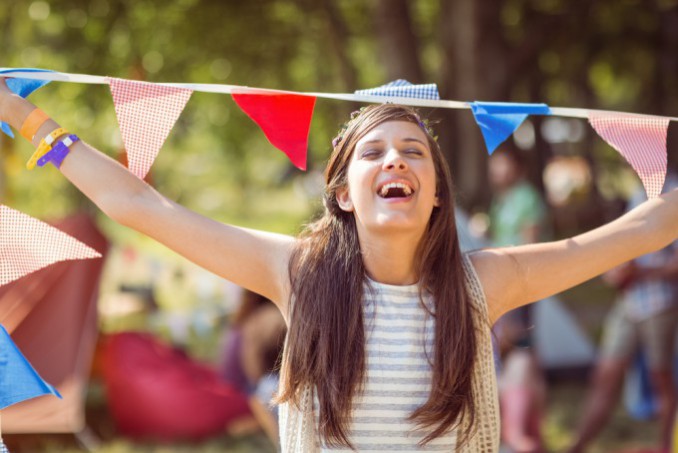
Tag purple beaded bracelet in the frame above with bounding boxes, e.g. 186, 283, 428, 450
37, 134, 79, 168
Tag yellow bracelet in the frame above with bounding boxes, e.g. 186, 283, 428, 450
27, 128, 68, 170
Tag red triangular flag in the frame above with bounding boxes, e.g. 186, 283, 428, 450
107, 78, 193, 179
0, 205, 101, 286
232, 89, 316, 170
589, 112, 669, 199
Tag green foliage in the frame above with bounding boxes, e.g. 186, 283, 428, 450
2, 0, 674, 223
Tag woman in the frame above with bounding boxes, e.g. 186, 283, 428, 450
1, 79, 677, 452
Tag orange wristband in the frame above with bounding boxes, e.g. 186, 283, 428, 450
19, 108, 50, 142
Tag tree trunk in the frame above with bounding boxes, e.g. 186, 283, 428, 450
438, 0, 486, 209
319, 0, 359, 91
373, 0, 424, 83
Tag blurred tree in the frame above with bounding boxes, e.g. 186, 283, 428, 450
1, 0, 676, 232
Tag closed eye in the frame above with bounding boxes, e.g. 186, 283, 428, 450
360, 148, 383, 159
405, 148, 424, 156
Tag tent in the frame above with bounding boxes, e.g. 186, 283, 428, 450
534, 297, 596, 371
0, 213, 107, 444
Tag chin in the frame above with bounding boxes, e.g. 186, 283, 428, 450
370, 215, 427, 233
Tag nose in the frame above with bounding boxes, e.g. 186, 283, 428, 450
382, 149, 408, 172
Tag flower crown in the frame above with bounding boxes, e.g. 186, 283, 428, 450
331, 106, 437, 148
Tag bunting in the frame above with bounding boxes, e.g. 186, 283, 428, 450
231, 89, 316, 170
0, 67, 676, 203
108, 78, 193, 179
0, 205, 101, 286
355, 79, 440, 100
0, 324, 61, 410
0, 68, 53, 138
589, 113, 669, 199
470, 102, 552, 155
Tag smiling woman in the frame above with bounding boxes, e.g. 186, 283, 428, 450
2, 80, 678, 452
280, 106, 489, 451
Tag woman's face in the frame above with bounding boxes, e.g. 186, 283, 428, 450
336, 120, 439, 236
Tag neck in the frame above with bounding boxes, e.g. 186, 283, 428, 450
357, 227, 423, 286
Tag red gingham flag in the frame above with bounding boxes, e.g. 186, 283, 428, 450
589, 112, 669, 199
107, 78, 192, 179
0, 205, 101, 286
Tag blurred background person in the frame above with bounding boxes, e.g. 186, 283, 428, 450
567, 177, 678, 453
220, 288, 287, 438
488, 146, 548, 453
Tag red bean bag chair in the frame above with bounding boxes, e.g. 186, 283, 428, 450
101, 332, 252, 441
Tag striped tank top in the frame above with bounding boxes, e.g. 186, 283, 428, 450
278, 254, 500, 452
314, 279, 455, 451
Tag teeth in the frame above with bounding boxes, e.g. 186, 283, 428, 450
379, 182, 413, 197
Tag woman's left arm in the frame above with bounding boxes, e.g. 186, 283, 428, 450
470, 189, 678, 324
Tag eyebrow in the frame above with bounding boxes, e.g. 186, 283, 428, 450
359, 137, 428, 146
402, 137, 427, 146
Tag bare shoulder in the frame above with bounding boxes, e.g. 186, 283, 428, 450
467, 248, 524, 325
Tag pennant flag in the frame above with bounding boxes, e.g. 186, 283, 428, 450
0, 68, 53, 138
107, 78, 193, 179
589, 113, 669, 199
470, 102, 551, 155
0, 324, 61, 410
0, 205, 101, 286
355, 79, 440, 100
232, 90, 316, 170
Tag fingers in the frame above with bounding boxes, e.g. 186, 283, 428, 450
0, 76, 12, 93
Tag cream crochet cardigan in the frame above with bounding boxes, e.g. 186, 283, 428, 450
278, 254, 500, 452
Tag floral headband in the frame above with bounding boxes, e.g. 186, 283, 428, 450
331, 106, 437, 148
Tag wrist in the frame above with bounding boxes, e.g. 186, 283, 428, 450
1, 94, 35, 131
0, 91, 15, 122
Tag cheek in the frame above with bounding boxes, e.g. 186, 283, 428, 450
346, 164, 374, 200
421, 165, 439, 199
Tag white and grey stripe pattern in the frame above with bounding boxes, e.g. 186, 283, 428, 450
315, 280, 457, 452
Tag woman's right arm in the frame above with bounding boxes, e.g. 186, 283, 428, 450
0, 79, 294, 313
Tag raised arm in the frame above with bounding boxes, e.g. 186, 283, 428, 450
0, 79, 294, 314
471, 190, 678, 324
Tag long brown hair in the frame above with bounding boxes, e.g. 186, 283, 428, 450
277, 104, 481, 448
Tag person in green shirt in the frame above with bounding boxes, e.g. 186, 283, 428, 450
489, 147, 548, 453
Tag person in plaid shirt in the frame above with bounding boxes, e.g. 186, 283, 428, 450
568, 176, 678, 453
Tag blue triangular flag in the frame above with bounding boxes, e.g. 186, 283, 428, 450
355, 79, 440, 100
469, 102, 551, 154
0, 68, 53, 138
0, 324, 61, 410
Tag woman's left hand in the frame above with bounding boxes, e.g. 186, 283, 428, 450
0, 77, 16, 122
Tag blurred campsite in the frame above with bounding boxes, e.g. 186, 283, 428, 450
1, 0, 677, 451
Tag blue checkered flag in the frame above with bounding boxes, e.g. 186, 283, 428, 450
355, 79, 440, 100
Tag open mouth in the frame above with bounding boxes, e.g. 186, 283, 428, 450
378, 181, 415, 199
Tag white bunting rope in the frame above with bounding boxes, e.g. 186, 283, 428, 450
1, 68, 676, 121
